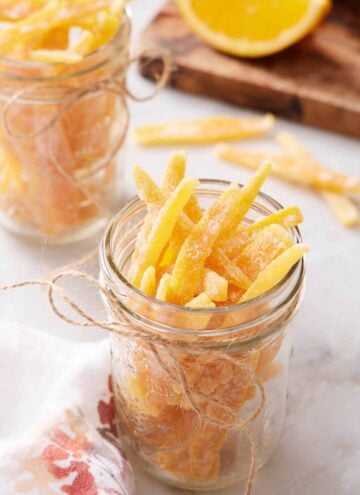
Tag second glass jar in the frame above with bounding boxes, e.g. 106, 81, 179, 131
0, 12, 131, 243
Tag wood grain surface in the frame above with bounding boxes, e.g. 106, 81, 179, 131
139, 1, 360, 138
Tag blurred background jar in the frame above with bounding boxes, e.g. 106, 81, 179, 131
99, 180, 306, 492
0, 11, 130, 244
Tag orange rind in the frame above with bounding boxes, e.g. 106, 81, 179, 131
175, 0, 331, 58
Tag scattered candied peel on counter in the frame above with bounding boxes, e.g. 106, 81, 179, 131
134, 114, 275, 146
114, 151, 307, 483
133, 112, 359, 229
216, 132, 360, 228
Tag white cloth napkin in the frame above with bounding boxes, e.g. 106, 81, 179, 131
0, 321, 135, 495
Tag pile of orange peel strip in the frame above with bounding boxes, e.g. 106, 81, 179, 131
0, 0, 126, 62
115, 151, 307, 482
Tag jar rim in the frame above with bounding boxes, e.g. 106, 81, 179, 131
100, 178, 305, 339
0, 8, 131, 81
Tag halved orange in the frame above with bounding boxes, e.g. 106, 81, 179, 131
175, 0, 331, 57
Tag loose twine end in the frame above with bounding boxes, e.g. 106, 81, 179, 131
1, 261, 263, 494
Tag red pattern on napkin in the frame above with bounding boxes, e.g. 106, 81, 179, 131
0, 324, 135, 495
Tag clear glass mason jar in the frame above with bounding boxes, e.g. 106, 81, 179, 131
99, 179, 305, 492
0, 12, 131, 244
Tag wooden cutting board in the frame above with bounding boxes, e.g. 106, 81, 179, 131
139, 1, 360, 138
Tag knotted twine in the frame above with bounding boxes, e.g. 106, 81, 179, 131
0, 261, 270, 495
0, 50, 268, 495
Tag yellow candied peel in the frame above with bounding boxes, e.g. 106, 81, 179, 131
275, 131, 360, 228
134, 114, 275, 146
216, 143, 360, 195
128, 153, 306, 309
216, 133, 360, 229
320, 191, 359, 228
0, 0, 126, 62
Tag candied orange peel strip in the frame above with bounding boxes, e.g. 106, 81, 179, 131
246, 205, 303, 231
235, 224, 293, 281
29, 49, 83, 63
185, 293, 216, 330
140, 266, 156, 297
134, 114, 275, 146
240, 244, 308, 303
219, 206, 302, 259
216, 142, 360, 195
169, 184, 243, 304
0, 1, 111, 55
156, 273, 173, 302
0, 1, 47, 21
130, 177, 199, 288
276, 131, 360, 227
200, 269, 228, 302
320, 191, 359, 228
0, 0, 125, 61
167, 163, 271, 304
71, 30, 97, 56
161, 150, 187, 197
76, 10, 120, 55
217, 161, 272, 243
207, 247, 251, 290
133, 165, 163, 206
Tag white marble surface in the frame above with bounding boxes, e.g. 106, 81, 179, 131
1, 1, 360, 494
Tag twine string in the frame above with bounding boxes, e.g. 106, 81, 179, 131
0, 264, 266, 494
245, 426, 257, 495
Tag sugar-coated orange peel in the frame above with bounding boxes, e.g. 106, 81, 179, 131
240, 244, 308, 302
216, 133, 360, 229
0, 0, 125, 62
216, 141, 360, 195
128, 152, 306, 315
140, 266, 156, 297
130, 177, 199, 288
169, 163, 272, 304
200, 269, 228, 302
234, 224, 293, 281
320, 191, 359, 228
134, 114, 275, 146
275, 132, 360, 228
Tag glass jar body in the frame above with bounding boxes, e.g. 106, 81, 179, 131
0, 14, 130, 244
110, 331, 293, 491
99, 180, 305, 491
